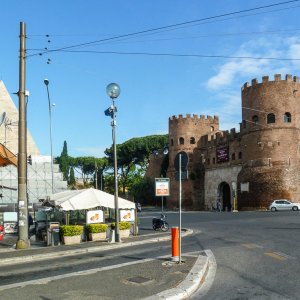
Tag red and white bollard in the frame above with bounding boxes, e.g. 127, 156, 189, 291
171, 226, 179, 262
0, 224, 5, 241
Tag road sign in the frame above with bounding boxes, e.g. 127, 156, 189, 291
155, 178, 170, 196
174, 151, 189, 171
175, 171, 188, 181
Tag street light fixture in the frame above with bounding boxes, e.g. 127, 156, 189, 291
105, 83, 121, 242
44, 79, 54, 194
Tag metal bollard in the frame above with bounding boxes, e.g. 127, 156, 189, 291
109, 229, 115, 243
171, 226, 179, 262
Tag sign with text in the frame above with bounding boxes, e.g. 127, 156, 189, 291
155, 178, 170, 196
216, 146, 229, 163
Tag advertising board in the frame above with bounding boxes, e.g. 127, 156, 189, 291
86, 210, 104, 224
155, 178, 170, 196
216, 146, 229, 163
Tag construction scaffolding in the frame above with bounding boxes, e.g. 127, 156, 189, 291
0, 160, 68, 204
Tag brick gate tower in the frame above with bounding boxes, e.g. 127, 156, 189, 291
238, 74, 300, 208
167, 114, 219, 209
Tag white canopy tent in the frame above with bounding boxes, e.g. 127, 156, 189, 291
43, 188, 136, 211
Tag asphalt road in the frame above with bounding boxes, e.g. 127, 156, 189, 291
148, 210, 300, 299
1, 210, 299, 299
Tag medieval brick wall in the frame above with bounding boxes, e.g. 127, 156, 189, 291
147, 74, 300, 210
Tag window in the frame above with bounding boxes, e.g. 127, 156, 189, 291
232, 153, 236, 160
210, 126, 214, 132
252, 115, 259, 125
284, 112, 291, 123
190, 137, 195, 144
238, 152, 242, 159
267, 113, 275, 124
207, 158, 210, 165
170, 139, 174, 146
242, 120, 246, 128
213, 157, 216, 164
179, 137, 184, 145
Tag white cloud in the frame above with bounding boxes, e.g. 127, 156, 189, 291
205, 36, 300, 91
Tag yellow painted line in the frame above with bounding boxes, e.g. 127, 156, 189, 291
264, 252, 287, 261
241, 243, 260, 249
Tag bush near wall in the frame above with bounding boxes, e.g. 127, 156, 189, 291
60, 225, 83, 236
111, 221, 131, 230
86, 224, 108, 233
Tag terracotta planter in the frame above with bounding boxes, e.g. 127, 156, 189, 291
120, 229, 130, 238
63, 235, 81, 245
88, 232, 107, 241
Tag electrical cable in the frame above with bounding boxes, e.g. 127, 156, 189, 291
26, 0, 300, 58
54, 49, 300, 61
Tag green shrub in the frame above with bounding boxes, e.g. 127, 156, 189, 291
60, 225, 83, 236
86, 223, 108, 233
111, 221, 131, 230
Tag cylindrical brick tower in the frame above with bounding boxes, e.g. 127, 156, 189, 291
238, 74, 300, 208
167, 114, 219, 209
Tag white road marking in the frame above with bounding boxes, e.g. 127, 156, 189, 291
0, 251, 201, 291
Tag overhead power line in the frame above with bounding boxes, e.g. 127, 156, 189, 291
57, 50, 300, 61
27, 0, 300, 58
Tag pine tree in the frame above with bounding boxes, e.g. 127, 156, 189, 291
69, 166, 76, 186
59, 141, 69, 182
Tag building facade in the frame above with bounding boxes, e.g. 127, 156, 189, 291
163, 74, 300, 210
0, 81, 67, 208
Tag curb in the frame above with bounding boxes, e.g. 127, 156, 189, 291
143, 252, 209, 300
0, 228, 193, 266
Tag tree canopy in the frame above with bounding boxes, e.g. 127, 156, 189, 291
57, 134, 168, 203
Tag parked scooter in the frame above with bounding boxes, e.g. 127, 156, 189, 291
152, 214, 169, 232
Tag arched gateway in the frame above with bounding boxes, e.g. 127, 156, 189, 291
218, 182, 231, 211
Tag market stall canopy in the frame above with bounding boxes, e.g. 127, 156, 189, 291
0, 143, 17, 167
41, 188, 136, 211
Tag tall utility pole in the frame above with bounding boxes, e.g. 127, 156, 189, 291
16, 21, 29, 249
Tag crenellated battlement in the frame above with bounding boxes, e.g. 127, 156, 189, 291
200, 128, 240, 148
242, 74, 300, 91
169, 114, 219, 123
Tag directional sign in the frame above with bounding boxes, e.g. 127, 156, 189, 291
174, 151, 189, 171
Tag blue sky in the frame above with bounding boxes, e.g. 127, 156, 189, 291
1, 1, 300, 158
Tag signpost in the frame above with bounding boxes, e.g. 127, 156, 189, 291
174, 151, 189, 181
174, 151, 189, 264
155, 178, 170, 213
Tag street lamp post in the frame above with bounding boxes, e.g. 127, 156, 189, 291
44, 79, 54, 194
105, 83, 121, 242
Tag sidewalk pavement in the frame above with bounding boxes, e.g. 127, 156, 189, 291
0, 229, 209, 300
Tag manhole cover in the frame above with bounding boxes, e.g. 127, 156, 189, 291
127, 276, 151, 284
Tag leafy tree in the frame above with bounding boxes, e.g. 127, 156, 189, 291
104, 134, 168, 193
130, 177, 155, 205
70, 156, 108, 187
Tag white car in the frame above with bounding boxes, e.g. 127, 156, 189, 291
269, 199, 300, 211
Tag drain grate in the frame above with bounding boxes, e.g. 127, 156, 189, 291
127, 276, 152, 284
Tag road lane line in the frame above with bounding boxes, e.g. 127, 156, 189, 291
241, 243, 263, 249
264, 252, 287, 261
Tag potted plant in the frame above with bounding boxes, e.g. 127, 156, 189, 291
86, 224, 108, 241
111, 221, 131, 238
60, 225, 83, 245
